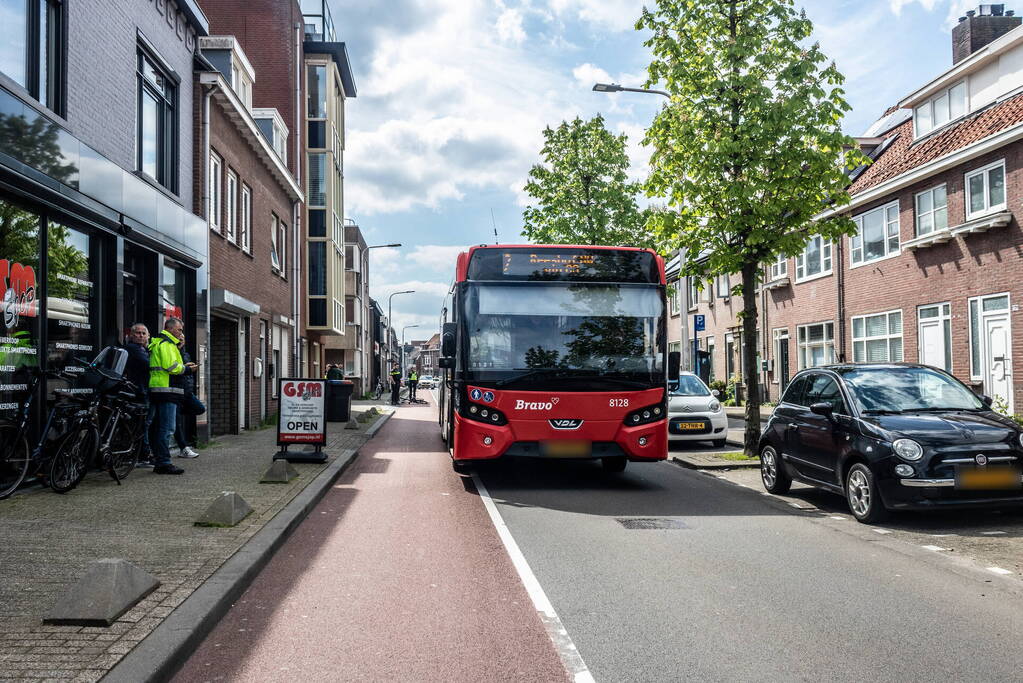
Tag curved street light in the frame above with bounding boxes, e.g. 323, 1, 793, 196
592, 82, 670, 98
386, 290, 415, 371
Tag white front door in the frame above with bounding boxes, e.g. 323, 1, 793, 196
984, 313, 1013, 412
919, 319, 945, 368
238, 321, 247, 430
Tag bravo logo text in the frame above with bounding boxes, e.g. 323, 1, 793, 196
514, 397, 560, 411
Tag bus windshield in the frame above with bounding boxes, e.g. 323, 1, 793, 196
462, 282, 664, 389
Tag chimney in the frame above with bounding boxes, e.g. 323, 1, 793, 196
953, 5, 1022, 64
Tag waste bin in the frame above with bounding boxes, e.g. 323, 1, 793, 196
325, 379, 354, 422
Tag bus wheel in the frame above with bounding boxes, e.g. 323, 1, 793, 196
452, 459, 471, 475
601, 457, 627, 473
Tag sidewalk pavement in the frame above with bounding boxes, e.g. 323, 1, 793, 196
0, 406, 390, 683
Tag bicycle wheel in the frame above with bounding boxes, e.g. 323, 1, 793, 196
106, 418, 138, 481
48, 425, 98, 494
0, 421, 30, 499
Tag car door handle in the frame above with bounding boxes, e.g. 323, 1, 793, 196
785, 423, 798, 430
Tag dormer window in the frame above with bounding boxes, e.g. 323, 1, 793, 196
914, 80, 966, 137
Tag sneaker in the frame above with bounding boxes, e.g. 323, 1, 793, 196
178, 446, 199, 458
136, 457, 154, 468
153, 464, 184, 475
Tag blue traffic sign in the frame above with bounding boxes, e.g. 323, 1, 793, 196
694, 315, 706, 332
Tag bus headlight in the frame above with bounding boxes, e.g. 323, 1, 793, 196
625, 403, 667, 427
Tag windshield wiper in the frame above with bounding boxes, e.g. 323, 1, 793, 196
861, 409, 903, 415
905, 407, 983, 413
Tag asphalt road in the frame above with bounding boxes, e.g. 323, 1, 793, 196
477, 457, 1023, 682
175, 399, 1023, 681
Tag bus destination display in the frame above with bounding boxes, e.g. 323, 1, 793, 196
467, 247, 659, 283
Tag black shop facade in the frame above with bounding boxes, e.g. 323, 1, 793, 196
0, 84, 209, 441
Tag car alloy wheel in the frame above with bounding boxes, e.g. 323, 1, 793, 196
760, 445, 791, 494
845, 463, 888, 524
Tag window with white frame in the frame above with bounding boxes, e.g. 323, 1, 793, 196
969, 293, 1010, 379
278, 220, 287, 276
668, 282, 680, 315
706, 336, 715, 381
914, 80, 966, 137
852, 310, 903, 363
208, 152, 222, 232
240, 183, 251, 252
797, 322, 834, 369
270, 214, 280, 271
795, 237, 831, 281
716, 275, 730, 298
852, 200, 899, 265
915, 185, 947, 236
668, 341, 681, 355
917, 302, 951, 372
225, 170, 238, 242
770, 254, 787, 280
688, 277, 699, 310
772, 328, 789, 382
965, 160, 1006, 218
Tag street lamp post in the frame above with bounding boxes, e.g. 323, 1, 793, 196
401, 324, 419, 375
387, 290, 414, 376
593, 81, 689, 370
365, 243, 401, 391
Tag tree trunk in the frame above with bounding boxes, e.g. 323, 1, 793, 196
740, 261, 761, 456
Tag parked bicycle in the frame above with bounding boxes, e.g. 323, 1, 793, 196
0, 366, 88, 498
47, 360, 146, 494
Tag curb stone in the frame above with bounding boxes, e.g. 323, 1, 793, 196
671, 454, 761, 470
365, 410, 393, 438
101, 448, 360, 683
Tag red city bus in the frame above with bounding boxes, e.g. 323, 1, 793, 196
437, 245, 680, 473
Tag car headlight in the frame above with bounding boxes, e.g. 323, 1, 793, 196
892, 438, 924, 462
708, 400, 721, 413
1018, 432, 1023, 449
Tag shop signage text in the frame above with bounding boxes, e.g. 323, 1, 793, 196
277, 378, 326, 445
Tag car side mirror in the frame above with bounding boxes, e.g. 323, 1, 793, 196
667, 351, 681, 381
810, 402, 834, 418
981, 394, 994, 407
711, 389, 720, 397
438, 356, 454, 369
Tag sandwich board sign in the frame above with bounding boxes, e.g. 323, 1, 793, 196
276, 378, 326, 462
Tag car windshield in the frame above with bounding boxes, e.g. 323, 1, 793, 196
841, 367, 985, 413
670, 375, 710, 396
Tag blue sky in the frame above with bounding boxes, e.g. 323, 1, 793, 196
332, 0, 982, 338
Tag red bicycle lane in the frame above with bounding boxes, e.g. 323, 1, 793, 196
173, 397, 568, 682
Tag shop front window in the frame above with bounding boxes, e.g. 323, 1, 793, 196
0, 199, 41, 415
161, 263, 185, 327
46, 222, 96, 386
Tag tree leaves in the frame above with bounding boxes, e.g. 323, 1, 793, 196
522, 115, 652, 248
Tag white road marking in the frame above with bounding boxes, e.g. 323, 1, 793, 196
921, 545, 947, 552
829, 516, 846, 521
981, 531, 1007, 535
872, 529, 892, 535
987, 567, 1013, 575
472, 473, 594, 683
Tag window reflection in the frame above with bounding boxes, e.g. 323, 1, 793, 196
0, 198, 41, 415
46, 222, 96, 385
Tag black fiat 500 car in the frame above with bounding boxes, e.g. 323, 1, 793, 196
759, 364, 1023, 523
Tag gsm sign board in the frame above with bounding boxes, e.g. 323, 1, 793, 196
277, 379, 326, 445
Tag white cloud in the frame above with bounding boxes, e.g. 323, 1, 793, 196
407, 245, 467, 272
545, 0, 644, 32
887, 0, 978, 28
344, 0, 596, 217
496, 7, 527, 44
370, 279, 451, 335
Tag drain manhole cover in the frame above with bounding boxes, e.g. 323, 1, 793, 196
616, 518, 689, 530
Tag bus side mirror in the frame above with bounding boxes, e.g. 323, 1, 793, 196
441, 322, 456, 357
668, 351, 681, 381
438, 357, 454, 369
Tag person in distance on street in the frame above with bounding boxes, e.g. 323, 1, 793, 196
326, 363, 344, 380
408, 368, 419, 401
148, 318, 188, 474
390, 362, 401, 406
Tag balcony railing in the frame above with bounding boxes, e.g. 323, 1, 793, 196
302, 0, 336, 42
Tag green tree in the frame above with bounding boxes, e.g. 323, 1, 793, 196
522, 115, 651, 247
639, 0, 867, 454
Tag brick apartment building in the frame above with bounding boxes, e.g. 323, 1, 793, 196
195, 36, 302, 434
674, 4, 1023, 415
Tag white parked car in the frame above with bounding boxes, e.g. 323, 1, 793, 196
667, 372, 728, 447
418, 375, 435, 389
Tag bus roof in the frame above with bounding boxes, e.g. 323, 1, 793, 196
455, 244, 665, 284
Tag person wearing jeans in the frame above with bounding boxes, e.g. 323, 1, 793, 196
148, 318, 191, 474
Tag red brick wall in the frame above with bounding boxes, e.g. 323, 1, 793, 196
207, 98, 295, 428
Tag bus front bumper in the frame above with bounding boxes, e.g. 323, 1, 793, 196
452, 414, 666, 462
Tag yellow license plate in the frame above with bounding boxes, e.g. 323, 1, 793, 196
541, 440, 592, 458
956, 466, 1022, 490
676, 422, 704, 431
